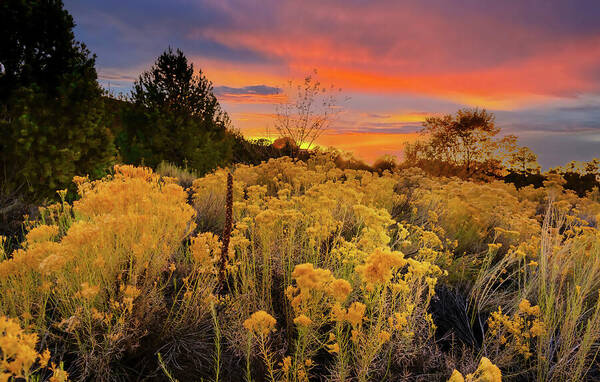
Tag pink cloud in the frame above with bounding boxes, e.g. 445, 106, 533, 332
191, 1, 600, 106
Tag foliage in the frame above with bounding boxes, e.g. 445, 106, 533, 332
405, 108, 499, 174
1, 83, 115, 200
403, 109, 542, 181
1, 156, 600, 380
471, 180, 600, 381
228, 130, 295, 165
0, 315, 68, 381
552, 159, 600, 197
156, 160, 199, 189
448, 357, 502, 382
118, 47, 233, 174
506, 146, 540, 175
1, 0, 85, 98
0, 0, 115, 202
0, 166, 216, 380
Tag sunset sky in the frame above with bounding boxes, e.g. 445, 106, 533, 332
64, 0, 600, 168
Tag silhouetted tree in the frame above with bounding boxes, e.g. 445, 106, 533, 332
228, 130, 290, 164
0, 0, 114, 202
1, 0, 89, 98
424, 108, 498, 172
508, 146, 540, 174
557, 159, 600, 196
404, 108, 514, 177
118, 48, 232, 174
372, 154, 398, 174
275, 70, 343, 154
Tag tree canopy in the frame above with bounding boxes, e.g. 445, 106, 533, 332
507, 146, 541, 174
131, 48, 230, 127
422, 108, 498, 171
0, 0, 90, 98
117, 48, 233, 174
404, 108, 534, 177
0, 0, 114, 202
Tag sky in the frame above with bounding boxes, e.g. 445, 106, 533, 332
64, 0, 600, 168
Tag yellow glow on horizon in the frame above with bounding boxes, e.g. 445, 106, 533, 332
242, 129, 421, 163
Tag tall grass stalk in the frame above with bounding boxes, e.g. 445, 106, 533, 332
211, 303, 221, 382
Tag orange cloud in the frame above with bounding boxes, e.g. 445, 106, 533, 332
216, 92, 286, 104
293, 36, 600, 109
194, 4, 600, 109
71, 0, 600, 168
193, 57, 288, 89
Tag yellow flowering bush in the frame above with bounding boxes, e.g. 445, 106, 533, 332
243, 311, 278, 381
244, 311, 277, 337
356, 248, 407, 288
0, 165, 219, 379
473, 196, 600, 381
284, 263, 352, 377
398, 175, 540, 277
0, 156, 599, 381
24, 224, 60, 245
486, 299, 545, 361
449, 357, 502, 382
0, 315, 67, 381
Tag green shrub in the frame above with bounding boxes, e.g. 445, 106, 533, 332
0, 0, 115, 202
117, 48, 233, 175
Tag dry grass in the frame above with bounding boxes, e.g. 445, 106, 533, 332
1, 156, 600, 381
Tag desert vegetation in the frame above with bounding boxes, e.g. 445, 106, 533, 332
2, 1, 600, 381
1, 156, 600, 381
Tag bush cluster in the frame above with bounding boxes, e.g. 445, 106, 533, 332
1, 157, 599, 381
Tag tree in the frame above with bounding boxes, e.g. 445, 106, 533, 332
584, 159, 599, 176
274, 70, 342, 153
423, 108, 498, 172
0, 0, 114, 202
404, 108, 509, 176
1, 0, 89, 98
132, 48, 230, 125
119, 48, 232, 174
507, 146, 540, 174
555, 159, 600, 196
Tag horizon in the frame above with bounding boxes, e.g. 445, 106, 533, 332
64, 0, 600, 168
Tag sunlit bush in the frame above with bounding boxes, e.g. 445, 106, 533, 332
1, 157, 600, 380
0, 165, 217, 380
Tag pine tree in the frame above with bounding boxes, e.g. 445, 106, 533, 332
119, 47, 232, 174
0, 0, 115, 201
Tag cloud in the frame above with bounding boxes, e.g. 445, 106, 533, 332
64, 0, 600, 167
215, 85, 282, 96
67, 0, 600, 104
214, 85, 284, 103
65, 0, 277, 70
192, 0, 600, 103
